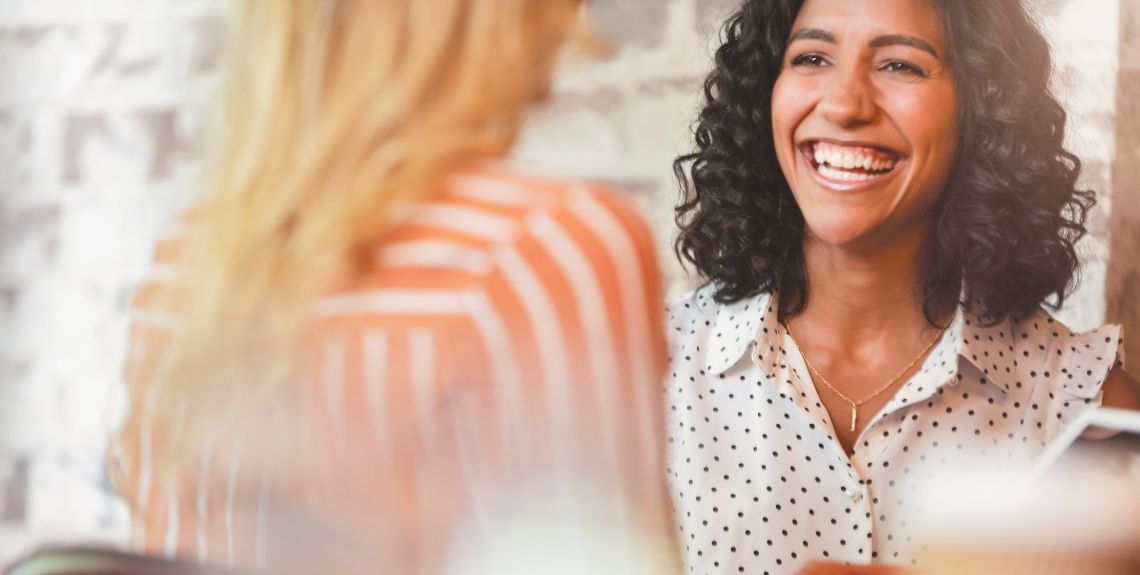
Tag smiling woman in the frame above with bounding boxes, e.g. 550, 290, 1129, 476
675, 0, 1096, 326
771, 1, 958, 252
668, 0, 1138, 573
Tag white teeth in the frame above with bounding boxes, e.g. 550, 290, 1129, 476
812, 142, 897, 174
818, 164, 875, 182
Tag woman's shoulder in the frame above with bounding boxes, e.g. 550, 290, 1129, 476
413, 162, 654, 251
1004, 308, 1123, 377
979, 307, 1126, 425
666, 284, 721, 328
666, 284, 772, 327
665, 285, 775, 370
1029, 306, 1138, 415
958, 307, 1122, 391
347, 162, 662, 304
448, 161, 639, 213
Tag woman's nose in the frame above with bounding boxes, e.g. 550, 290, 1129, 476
817, 66, 878, 128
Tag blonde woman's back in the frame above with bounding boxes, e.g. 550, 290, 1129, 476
116, 162, 678, 573
108, 0, 680, 571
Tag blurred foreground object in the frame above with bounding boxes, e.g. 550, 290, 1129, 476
4, 546, 252, 575
913, 408, 1140, 575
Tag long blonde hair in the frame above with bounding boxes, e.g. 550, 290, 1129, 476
123, 0, 582, 479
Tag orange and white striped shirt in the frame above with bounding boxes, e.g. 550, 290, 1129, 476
116, 163, 676, 573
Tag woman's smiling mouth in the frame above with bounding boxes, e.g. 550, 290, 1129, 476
800, 140, 903, 190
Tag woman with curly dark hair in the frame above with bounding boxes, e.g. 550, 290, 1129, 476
665, 0, 1140, 573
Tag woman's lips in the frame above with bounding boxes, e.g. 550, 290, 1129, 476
799, 140, 903, 191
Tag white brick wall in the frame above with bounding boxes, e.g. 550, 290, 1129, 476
0, 0, 220, 560
0, 0, 1124, 563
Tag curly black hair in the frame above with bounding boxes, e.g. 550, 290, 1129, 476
674, 0, 1095, 326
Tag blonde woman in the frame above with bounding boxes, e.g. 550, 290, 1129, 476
110, 1, 677, 573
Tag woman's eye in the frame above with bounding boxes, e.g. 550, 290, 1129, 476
880, 60, 928, 77
791, 54, 829, 68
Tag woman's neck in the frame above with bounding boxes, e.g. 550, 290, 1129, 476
792, 230, 934, 352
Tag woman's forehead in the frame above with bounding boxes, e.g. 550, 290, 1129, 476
791, 0, 947, 51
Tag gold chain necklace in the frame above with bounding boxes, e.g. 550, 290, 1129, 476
783, 322, 945, 433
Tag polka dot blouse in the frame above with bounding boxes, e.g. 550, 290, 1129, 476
665, 287, 1124, 574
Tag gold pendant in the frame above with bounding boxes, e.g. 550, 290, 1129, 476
850, 403, 857, 433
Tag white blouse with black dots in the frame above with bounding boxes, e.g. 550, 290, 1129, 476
665, 287, 1124, 575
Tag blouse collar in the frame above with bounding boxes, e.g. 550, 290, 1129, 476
702, 288, 1016, 395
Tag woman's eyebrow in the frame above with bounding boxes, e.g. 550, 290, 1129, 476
787, 28, 940, 59
868, 34, 940, 58
787, 28, 837, 45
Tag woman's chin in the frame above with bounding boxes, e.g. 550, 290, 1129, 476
803, 217, 877, 249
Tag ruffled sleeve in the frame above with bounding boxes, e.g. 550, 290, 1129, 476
1047, 323, 1125, 439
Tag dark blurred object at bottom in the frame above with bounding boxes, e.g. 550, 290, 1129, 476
3, 547, 256, 575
